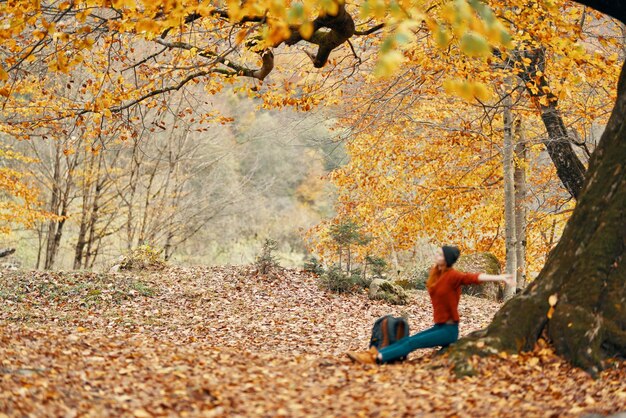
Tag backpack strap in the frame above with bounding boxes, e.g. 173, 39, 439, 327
381, 317, 390, 347
396, 319, 406, 341
387, 316, 400, 345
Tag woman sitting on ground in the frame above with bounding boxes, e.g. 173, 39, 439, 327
347, 245, 515, 364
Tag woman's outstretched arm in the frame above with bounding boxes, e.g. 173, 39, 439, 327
478, 273, 516, 288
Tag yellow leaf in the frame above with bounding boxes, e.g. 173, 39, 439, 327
33, 30, 46, 40
460, 31, 490, 57
112, 0, 136, 8
133, 409, 151, 418
374, 50, 403, 77
227, 0, 241, 21
235, 29, 248, 45
135, 20, 161, 35
322, 0, 339, 16
443, 79, 473, 101
471, 82, 491, 101
299, 22, 314, 40
371, 0, 386, 19
76, 10, 90, 22
548, 293, 558, 306
0, 65, 8, 81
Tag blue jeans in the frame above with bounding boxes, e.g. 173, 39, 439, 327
378, 323, 459, 363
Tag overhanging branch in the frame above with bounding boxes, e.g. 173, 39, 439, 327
110, 70, 212, 113
354, 23, 384, 36
154, 39, 274, 80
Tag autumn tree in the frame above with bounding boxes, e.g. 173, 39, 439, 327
0, 142, 50, 235
445, 1, 626, 376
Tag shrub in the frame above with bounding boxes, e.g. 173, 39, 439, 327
319, 264, 355, 293
118, 245, 167, 271
254, 239, 281, 276
365, 255, 387, 278
353, 270, 372, 290
303, 256, 324, 275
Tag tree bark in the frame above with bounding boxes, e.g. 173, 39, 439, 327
44, 146, 74, 270
514, 120, 528, 289
502, 81, 517, 300
284, 4, 355, 68
514, 47, 587, 200
73, 148, 95, 270
449, 58, 626, 376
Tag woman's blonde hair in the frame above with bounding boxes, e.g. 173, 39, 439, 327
426, 265, 449, 289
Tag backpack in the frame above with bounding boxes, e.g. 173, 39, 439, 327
369, 314, 409, 351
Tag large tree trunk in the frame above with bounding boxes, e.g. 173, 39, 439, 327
449, 59, 626, 376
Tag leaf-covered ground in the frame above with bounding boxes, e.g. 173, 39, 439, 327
1, 267, 624, 417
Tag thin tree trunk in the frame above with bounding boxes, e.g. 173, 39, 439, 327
123, 137, 141, 250
83, 153, 104, 269
36, 226, 43, 269
514, 119, 528, 289
502, 80, 517, 300
44, 141, 79, 270
338, 247, 342, 270
163, 231, 175, 261
44, 148, 62, 270
73, 149, 95, 269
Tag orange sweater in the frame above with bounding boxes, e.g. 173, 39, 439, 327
428, 269, 480, 324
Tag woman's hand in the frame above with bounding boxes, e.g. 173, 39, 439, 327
478, 273, 516, 288
501, 273, 516, 288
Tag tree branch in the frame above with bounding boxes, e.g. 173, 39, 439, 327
159, 8, 266, 38
284, 4, 355, 68
154, 39, 273, 80
354, 23, 384, 36
110, 70, 211, 113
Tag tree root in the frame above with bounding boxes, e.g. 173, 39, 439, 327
445, 301, 625, 379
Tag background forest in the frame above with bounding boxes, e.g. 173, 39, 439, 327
2, 93, 342, 270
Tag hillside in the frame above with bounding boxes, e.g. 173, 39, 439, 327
1, 267, 624, 417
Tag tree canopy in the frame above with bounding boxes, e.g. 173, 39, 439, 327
1, 0, 621, 242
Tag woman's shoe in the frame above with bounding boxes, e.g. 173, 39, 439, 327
346, 346, 379, 364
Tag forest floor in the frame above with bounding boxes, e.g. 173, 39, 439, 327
0, 266, 624, 417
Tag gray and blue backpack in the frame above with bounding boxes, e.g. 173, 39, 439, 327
369, 314, 409, 352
